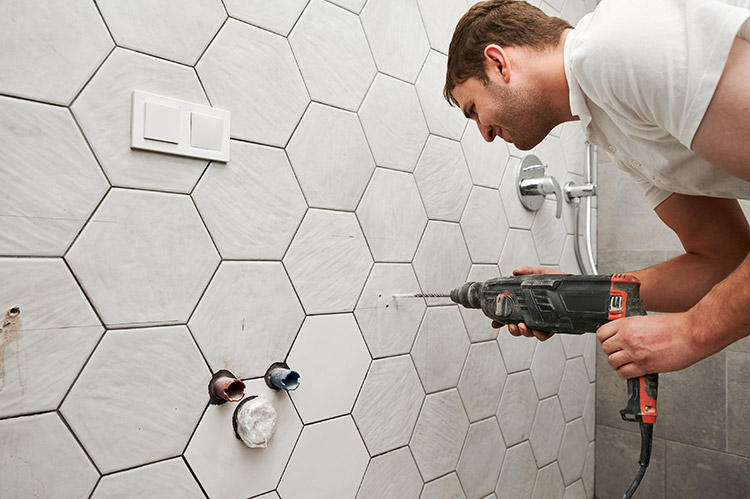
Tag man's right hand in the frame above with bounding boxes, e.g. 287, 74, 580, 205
492, 266, 565, 341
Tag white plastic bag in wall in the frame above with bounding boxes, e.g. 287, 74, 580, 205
234, 396, 278, 449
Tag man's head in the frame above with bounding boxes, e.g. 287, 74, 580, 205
445, 0, 572, 149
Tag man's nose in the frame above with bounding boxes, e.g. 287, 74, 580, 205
477, 121, 495, 142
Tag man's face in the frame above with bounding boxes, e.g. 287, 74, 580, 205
451, 74, 553, 151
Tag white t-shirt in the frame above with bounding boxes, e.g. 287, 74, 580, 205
564, 0, 750, 208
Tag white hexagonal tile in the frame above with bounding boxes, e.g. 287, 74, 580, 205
289, 0, 375, 111
185, 380, 302, 499
352, 355, 424, 455
416, 51, 467, 141
0, 413, 98, 498
497, 371, 538, 447
415, 135, 473, 222
193, 141, 307, 260
422, 473, 467, 499
355, 264, 426, 358
462, 122, 510, 189
0, 97, 108, 256
531, 200, 567, 266
359, 74, 429, 172
411, 307, 470, 393
0, 0, 112, 105
460, 187, 509, 263
328, 0, 367, 13
287, 103, 375, 210
496, 441, 537, 499
497, 331, 537, 373
533, 463, 565, 499
458, 342, 507, 422
412, 221, 472, 305
96, 0, 225, 65
558, 358, 589, 422
558, 419, 588, 486
284, 209, 373, 314
583, 441, 595, 498
410, 389, 469, 482
499, 229, 540, 277
529, 397, 565, 467
66, 189, 219, 327
563, 480, 587, 499
287, 314, 371, 423
461, 265, 502, 342
530, 335, 566, 399
561, 331, 587, 360
500, 157, 536, 229
278, 416, 369, 499
197, 19, 309, 147
416, 0, 468, 54
583, 335, 597, 383
583, 383, 595, 442
71, 49, 210, 193
91, 458, 203, 499
357, 169, 428, 262
60, 326, 209, 473
224, 0, 308, 36
560, 124, 587, 177
533, 134, 568, 191
360, 0, 430, 83
188, 261, 304, 378
456, 418, 505, 499
0, 259, 103, 418
357, 447, 422, 499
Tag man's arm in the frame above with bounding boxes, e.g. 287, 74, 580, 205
598, 35, 750, 378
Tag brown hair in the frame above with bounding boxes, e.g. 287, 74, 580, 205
444, 0, 571, 105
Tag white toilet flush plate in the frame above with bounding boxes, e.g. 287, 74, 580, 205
131, 90, 230, 162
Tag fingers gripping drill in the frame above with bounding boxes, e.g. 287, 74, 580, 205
450, 273, 657, 498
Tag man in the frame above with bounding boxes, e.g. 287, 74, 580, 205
444, 0, 750, 379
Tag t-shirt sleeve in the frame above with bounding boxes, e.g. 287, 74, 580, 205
633, 176, 673, 210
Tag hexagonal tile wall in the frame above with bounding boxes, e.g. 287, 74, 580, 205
460, 186, 510, 264
96, 0, 226, 65
352, 355, 424, 456
1, 0, 595, 495
283, 209, 373, 314
356, 168, 428, 262
410, 389, 469, 482
188, 261, 305, 379
192, 141, 307, 260
0, 97, 108, 256
359, 73, 429, 172
356, 447, 423, 499
416, 51, 467, 141
497, 371, 538, 448
71, 48, 211, 193
224, 0, 308, 36
90, 458, 204, 499
289, 0, 376, 111
456, 418, 506, 499
287, 103, 375, 211
287, 314, 371, 424
411, 307, 470, 393
0, 413, 99, 498
0, 0, 112, 105
461, 123, 510, 189
66, 188, 219, 327
278, 416, 369, 499
458, 341, 507, 422
412, 221, 472, 305
60, 326, 210, 473
414, 135, 473, 222
0, 259, 103, 418
185, 380, 303, 499
197, 19, 309, 147
355, 263, 426, 358
360, 0, 430, 83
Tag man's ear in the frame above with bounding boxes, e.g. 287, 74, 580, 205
484, 44, 511, 83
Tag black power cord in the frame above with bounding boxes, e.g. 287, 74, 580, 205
622, 422, 654, 499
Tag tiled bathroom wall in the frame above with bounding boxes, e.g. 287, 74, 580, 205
0, 0, 597, 498
595, 161, 750, 499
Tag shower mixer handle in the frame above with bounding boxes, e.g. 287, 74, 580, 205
516, 155, 562, 218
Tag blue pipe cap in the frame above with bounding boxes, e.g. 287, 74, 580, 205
264, 362, 301, 391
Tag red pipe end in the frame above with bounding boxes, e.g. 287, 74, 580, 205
208, 369, 246, 405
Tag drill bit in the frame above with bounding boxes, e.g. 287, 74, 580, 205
392, 293, 451, 298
